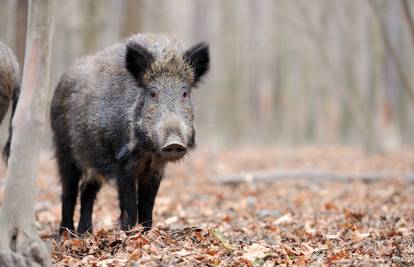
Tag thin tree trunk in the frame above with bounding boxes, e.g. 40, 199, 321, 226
370, 0, 414, 106
294, 0, 377, 150
401, 0, 414, 47
15, 0, 28, 67
121, 0, 143, 37
0, 0, 54, 266
0, 0, 17, 47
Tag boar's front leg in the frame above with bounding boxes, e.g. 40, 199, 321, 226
138, 171, 162, 230
77, 179, 101, 234
56, 142, 81, 235
117, 168, 138, 231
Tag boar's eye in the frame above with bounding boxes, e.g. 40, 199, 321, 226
150, 92, 157, 98
183, 92, 188, 98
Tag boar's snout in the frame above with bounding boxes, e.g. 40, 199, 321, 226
161, 135, 187, 160
156, 113, 191, 161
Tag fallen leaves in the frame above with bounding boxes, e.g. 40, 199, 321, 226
209, 228, 234, 251
1, 146, 412, 266
273, 213, 293, 225
327, 249, 348, 263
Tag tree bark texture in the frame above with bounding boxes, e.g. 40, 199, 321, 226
0, 0, 54, 266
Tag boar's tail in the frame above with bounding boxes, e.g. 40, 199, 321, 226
2, 85, 20, 164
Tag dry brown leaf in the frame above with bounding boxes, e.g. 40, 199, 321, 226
273, 213, 293, 225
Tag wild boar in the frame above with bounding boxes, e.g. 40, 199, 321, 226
0, 41, 20, 163
51, 34, 210, 234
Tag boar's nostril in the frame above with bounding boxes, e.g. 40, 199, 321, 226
176, 147, 186, 153
161, 143, 187, 154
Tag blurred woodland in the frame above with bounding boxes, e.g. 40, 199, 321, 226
1, 0, 414, 151
1, 1, 414, 265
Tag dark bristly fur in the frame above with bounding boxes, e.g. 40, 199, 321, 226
51, 34, 210, 235
0, 41, 20, 164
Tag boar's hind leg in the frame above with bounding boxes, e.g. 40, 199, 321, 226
138, 173, 162, 231
117, 169, 138, 231
0, 91, 9, 126
57, 148, 81, 235
2, 85, 20, 163
77, 179, 101, 234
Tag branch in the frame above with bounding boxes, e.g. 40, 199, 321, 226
214, 169, 414, 185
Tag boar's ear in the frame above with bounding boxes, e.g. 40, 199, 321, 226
184, 42, 210, 85
126, 43, 154, 86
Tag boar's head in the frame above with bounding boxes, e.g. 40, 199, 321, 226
123, 40, 209, 162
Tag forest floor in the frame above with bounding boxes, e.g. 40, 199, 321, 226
1, 146, 414, 266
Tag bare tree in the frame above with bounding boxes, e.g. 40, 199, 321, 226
17, 0, 28, 62
0, 0, 17, 47
370, 0, 414, 105
0, 0, 54, 266
121, 0, 144, 37
401, 0, 414, 47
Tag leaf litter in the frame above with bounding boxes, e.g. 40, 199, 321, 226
0, 146, 414, 266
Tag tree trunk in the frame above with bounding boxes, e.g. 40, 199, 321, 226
401, 0, 414, 47
0, 0, 54, 266
15, 0, 28, 67
370, 0, 414, 105
0, 0, 17, 47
